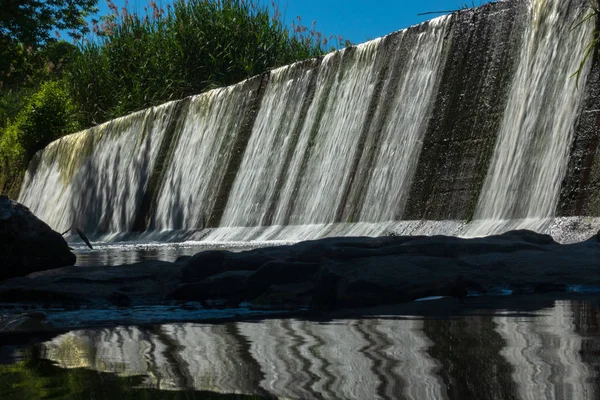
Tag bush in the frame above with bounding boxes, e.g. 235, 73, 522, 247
0, 120, 26, 196
66, 0, 344, 126
0, 80, 80, 189
14, 80, 80, 161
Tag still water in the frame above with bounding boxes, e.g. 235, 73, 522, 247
1, 297, 599, 399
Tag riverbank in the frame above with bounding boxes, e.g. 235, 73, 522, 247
1, 229, 599, 333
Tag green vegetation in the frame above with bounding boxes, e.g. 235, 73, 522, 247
0, 0, 348, 196
67, 0, 340, 126
0, 0, 98, 89
572, 0, 600, 86
0, 347, 268, 399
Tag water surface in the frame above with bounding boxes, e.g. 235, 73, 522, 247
2, 297, 599, 399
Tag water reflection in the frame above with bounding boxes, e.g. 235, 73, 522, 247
495, 303, 594, 399
36, 300, 600, 399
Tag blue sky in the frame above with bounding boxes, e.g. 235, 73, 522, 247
94, 0, 494, 45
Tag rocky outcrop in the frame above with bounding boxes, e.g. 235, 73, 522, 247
168, 230, 598, 312
1, 229, 599, 321
0, 196, 75, 281
0, 260, 182, 306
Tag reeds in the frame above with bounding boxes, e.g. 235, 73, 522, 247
67, 0, 342, 126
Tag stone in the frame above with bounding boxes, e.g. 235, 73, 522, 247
247, 261, 320, 292
0, 260, 181, 306
169, 270, 254, 305
182, 250, 230, 282
311, 256, 479, 311
0, 196, 76, 281
224, 249, 280, 271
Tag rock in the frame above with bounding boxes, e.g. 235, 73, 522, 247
174, 255, 192, 264
0, 228, 598, 323
0, 260, 182, 306
249, 282, 315, 309
396, 232, 552, 258
182, 250, 230, 282
247, 261, 320, 292
0, 195, 76, 281
169, 270, 254, 305
224, 249, 280, 271
491, 229, 557, 245
311, 256, 482, 311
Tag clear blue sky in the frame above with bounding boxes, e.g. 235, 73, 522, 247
94, 0, 494, 45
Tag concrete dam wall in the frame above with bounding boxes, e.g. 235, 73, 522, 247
17, 0, 600, 243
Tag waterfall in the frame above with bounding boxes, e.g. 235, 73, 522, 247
151, 79, 259, 232
468, 0, 594, 236
202, 16, 451, 242
219, 60, 322, 228
18, 102, 180, 236
18, 0, 600, 243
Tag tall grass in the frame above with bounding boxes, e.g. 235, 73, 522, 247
572, 0, 600, 86
67, 0, 344, 126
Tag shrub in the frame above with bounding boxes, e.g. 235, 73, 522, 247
66, 0, 345, 126
11, 80, 80, 162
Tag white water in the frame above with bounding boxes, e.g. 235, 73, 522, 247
468, 0, 594, 236
18, 102, 178, 233
152, 81, 257, 230
273, 39, 383, 225
17, 0, 598, 244
358, 17, 449, 221
203, 16, 451, 242
219, 62, 319, 227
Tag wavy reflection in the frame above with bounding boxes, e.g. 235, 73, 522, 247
495, 301, 594, 400
41, 301, 600, 399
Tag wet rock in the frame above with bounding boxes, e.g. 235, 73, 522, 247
311, 256, 479, 311
396, 232, 553, 258
249, 282, 315, 310
491, 229, 557, 245
224, 249, 280, 271
182, 250, 230, 282
0, 260, 182, 306
0, 229, 599, 320
174, 255, 192, 264
247, 261, 320, 292
0, 195, 75, 281
169, 270, 253, 305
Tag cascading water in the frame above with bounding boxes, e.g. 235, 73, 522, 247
467, 0, 595, 236
151, 80, 259, 232
219, 60, 321, 228
202, 16, 451, 242
19, 102, 179, 236
17, 0, 600, 244
356, 17, 449, 222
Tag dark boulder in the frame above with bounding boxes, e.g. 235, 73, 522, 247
396, 232, 553, 258
224, 248, 280, 271
182, 250, 231, 282
0, 260, 181, 306
0, 196, 75, 281
491, 229, 557, 245
247, 261, 320, 293
249, 281, 315, 309
169, 270, 253, 305
311, 256, 481, 311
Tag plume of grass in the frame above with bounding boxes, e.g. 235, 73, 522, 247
572, 0, 600, 87
66, 0, 348, 127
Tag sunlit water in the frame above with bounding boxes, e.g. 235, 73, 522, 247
1, 297, 599, 399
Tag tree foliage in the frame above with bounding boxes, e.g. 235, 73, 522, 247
0, 0, 97, 88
